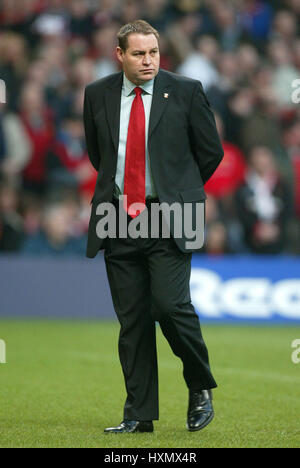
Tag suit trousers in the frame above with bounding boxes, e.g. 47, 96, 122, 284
103, 200, 217, 421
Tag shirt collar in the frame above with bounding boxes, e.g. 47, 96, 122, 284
123, 73, 154, 97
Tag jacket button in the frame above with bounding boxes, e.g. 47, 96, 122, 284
111, 175, 115, 180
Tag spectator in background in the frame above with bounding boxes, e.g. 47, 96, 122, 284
177, 33, 220, 90
58, 189, 89, 237
216, 50, 239, 90
92, 0, 120, 28
223, 86, 255, 149
68, 0, 95, 40
271, 9, 298, 46
0, 106, 5, 165
165, 13, 200, 68
19, 82, 54, 195
22, 201, 86, 257
282, 118, 300, 219
268, 38, 299, 109
201, 195, 233, 255
46, 111, 97, 200
238, 0, 274, 46
31, 0, 69, 40
205, 112, 246, 202
19, 192, 43, 238
237, 44, 260, 81
35, 39, 71, 125
0, 32, 28, 112
293, 38, 300, 70
240, 75, 294, 184
0, 182, 24, 252
0, 0, 42, 47
235, 146, 293, 254
0, 101, 31, 187
204, 221, 231, 255
92, 23, 120, 79
206, 49, 245, 128
69, 56, 95, 104
209, 0, 242, 51
202, 111, 248, 255
287, 0, 300, 16
119, 0, 143, 25
143, 0, 172, 32
37, 38, 69, 93
205, 112, 247, 252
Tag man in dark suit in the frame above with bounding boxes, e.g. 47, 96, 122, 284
83, 20, 224, 434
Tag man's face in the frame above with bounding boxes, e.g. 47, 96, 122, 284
116, 33, 160, 85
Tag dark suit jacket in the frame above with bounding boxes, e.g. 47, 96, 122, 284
84, 68, 224, 258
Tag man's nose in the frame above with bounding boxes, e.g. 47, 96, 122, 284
142, 54, 151, 65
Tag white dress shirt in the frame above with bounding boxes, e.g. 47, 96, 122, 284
115, 73, 157, 199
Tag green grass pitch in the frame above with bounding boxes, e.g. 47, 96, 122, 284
0, 320, 299, 448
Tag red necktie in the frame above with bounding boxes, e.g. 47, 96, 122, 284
124, 87, 146, 218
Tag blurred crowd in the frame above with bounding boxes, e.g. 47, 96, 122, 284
0, 0, 300, 257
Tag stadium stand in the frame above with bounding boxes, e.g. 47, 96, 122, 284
0, 0, 299, 256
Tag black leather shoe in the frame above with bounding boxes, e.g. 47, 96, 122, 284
187, 389, 214, 432
104, 420, 154, 434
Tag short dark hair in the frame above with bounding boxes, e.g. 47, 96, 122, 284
117, 20, 160, 51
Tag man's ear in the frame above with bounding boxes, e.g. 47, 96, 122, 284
116, 47, 124, 64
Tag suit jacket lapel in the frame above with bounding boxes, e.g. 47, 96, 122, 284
104, 72, 123, 153
149, 69, 172, 139
104, 70, 172, 151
